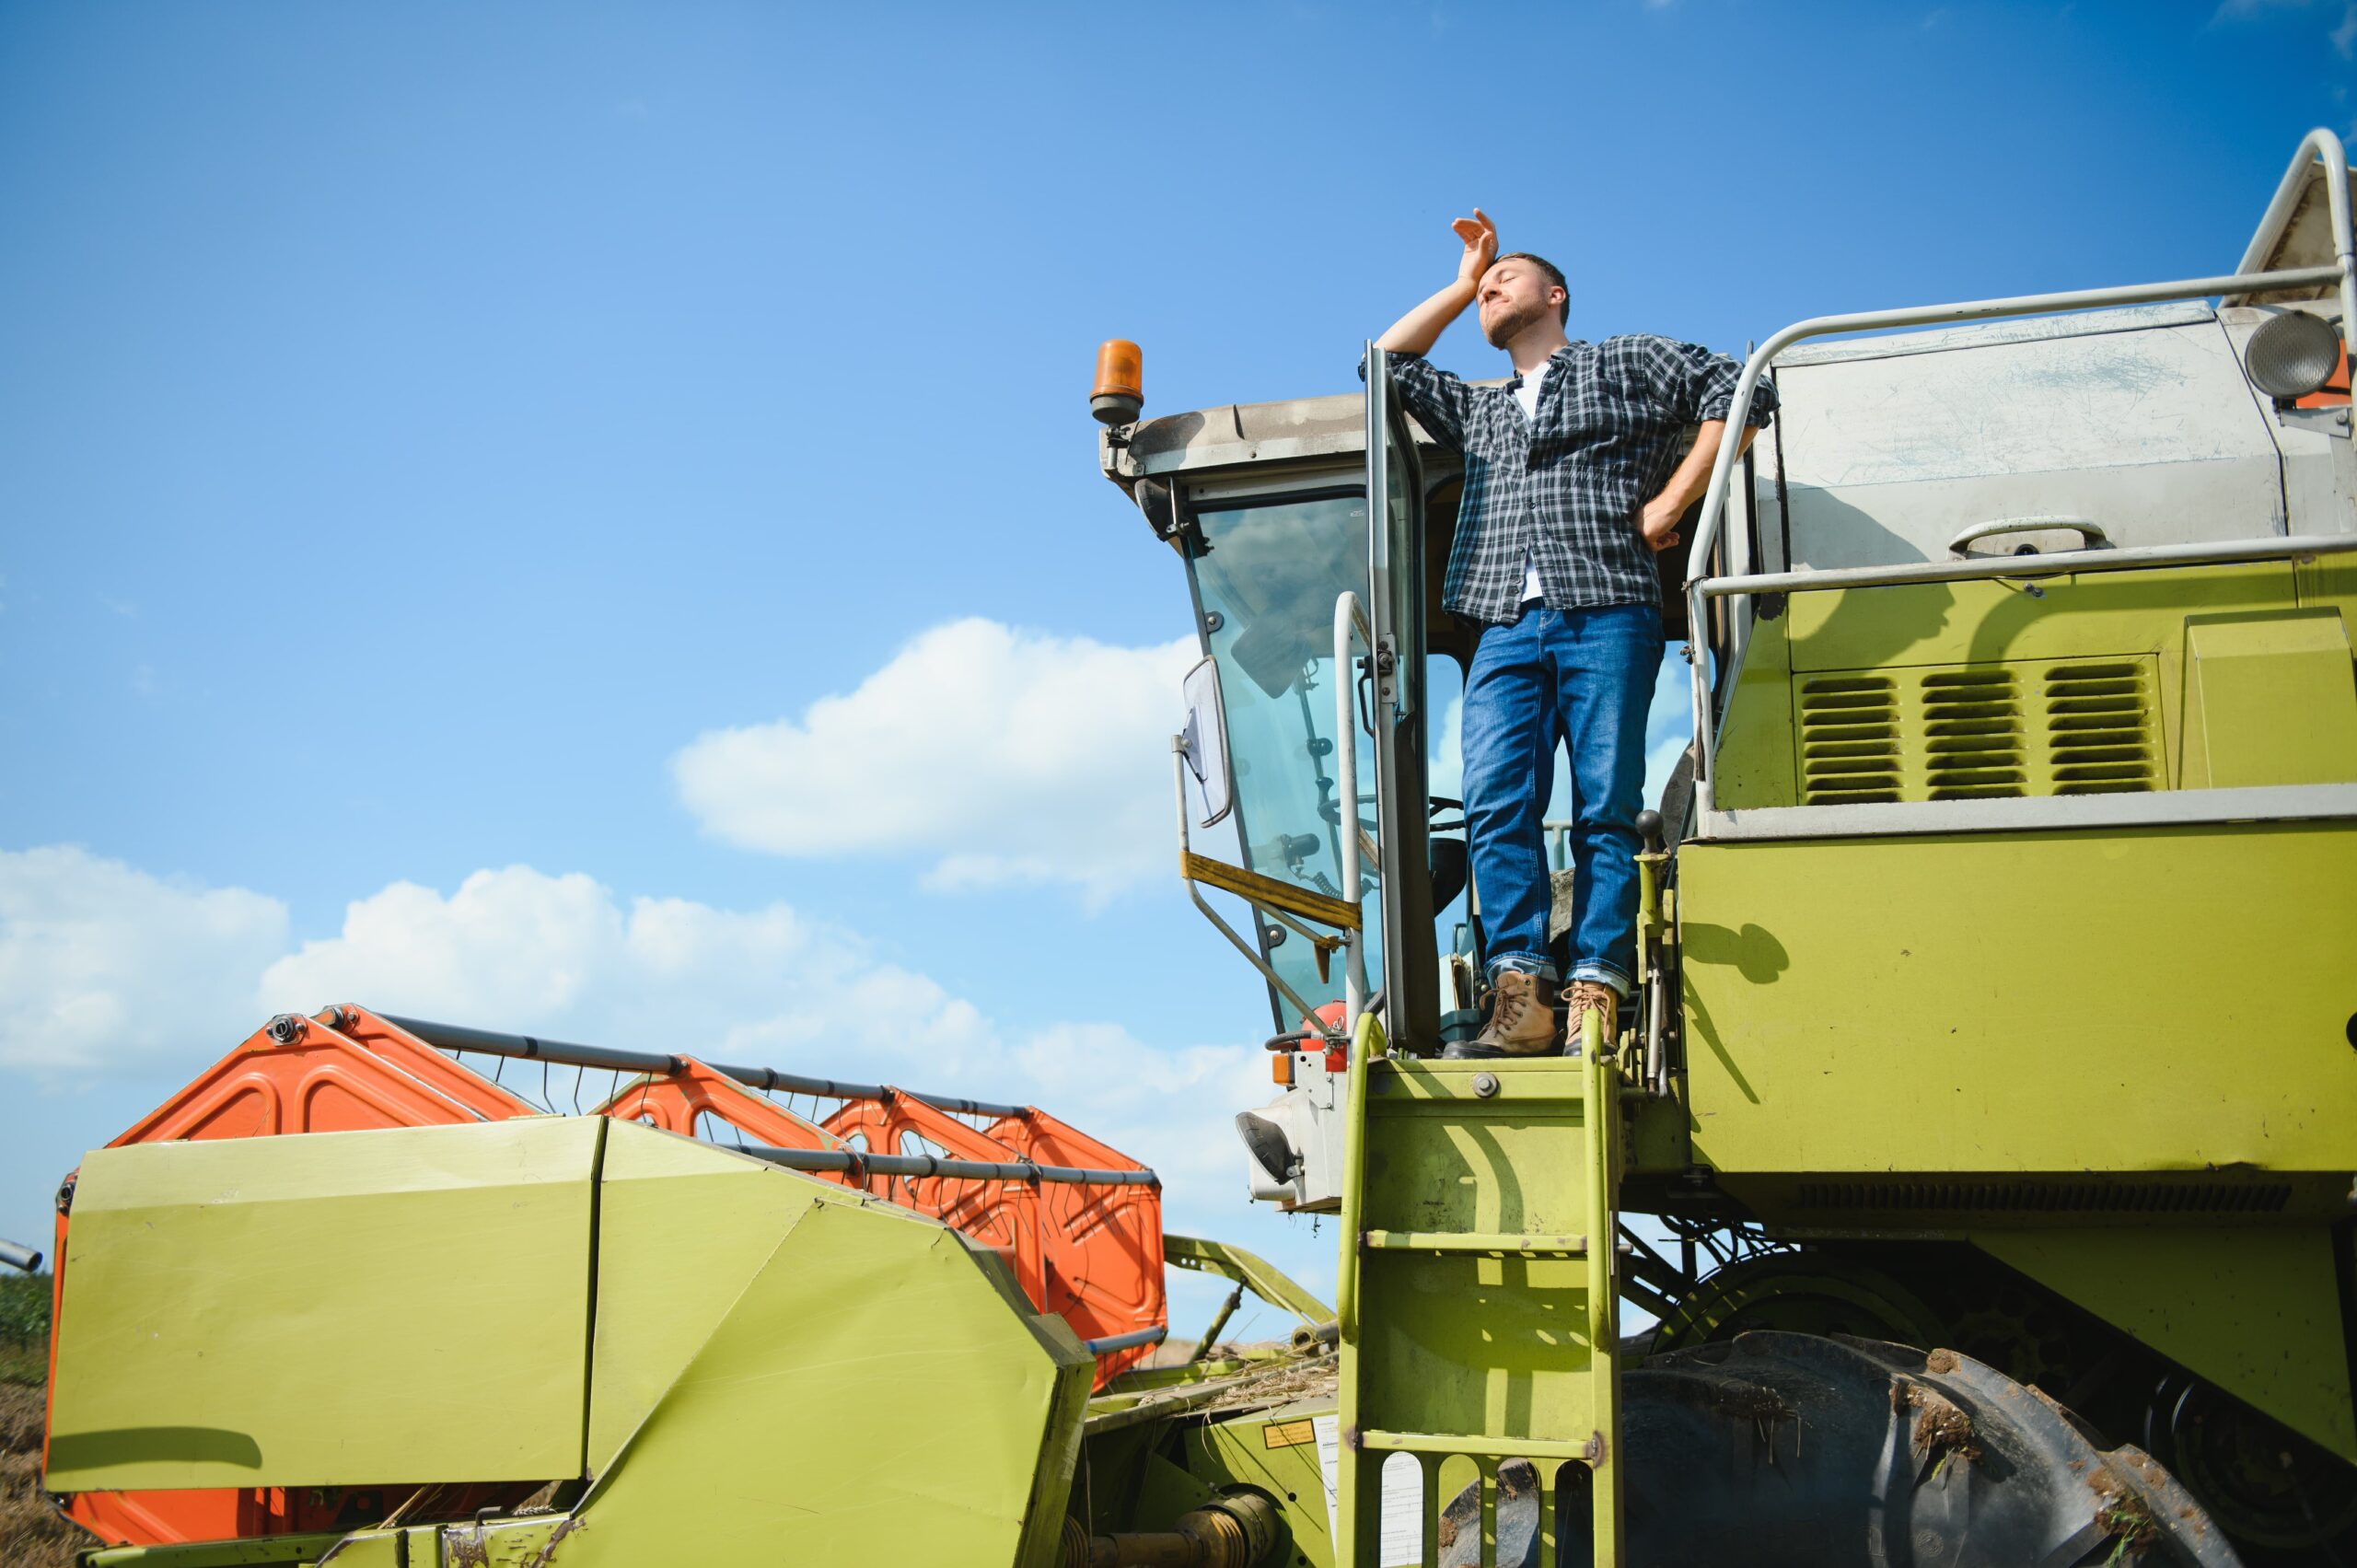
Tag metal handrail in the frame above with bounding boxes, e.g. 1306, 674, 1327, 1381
741, 1144, 1158, 1189
1694, 532, 2357, 602
2235, 126, 2356, 341
379, 1011, 1031, 1120
1681, 133, 2356, 818
1334, 589, 1375, 1032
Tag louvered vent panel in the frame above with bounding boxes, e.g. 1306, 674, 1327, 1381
1787, 655, 2165, 805
2043, 661, 2158, 795
1798, 676, 1902, 803
1921, 668, 2025, 799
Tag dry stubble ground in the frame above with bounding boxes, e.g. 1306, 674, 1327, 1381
3, 1377, 86, 1568
3, 1270, 85, 1568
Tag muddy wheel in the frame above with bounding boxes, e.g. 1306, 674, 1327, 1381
1586, 1331, 2238, 1567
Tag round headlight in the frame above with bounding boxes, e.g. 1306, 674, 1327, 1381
2244, 310, 2342, 400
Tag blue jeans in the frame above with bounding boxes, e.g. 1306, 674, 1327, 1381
1461, 601, 1659, 996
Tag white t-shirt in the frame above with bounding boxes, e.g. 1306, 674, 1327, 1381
1512, 363, 1550, 603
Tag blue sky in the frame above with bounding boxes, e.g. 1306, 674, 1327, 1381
2, 0, 2348, 1327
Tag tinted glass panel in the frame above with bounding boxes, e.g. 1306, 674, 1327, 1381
1190, 492, 1381, 1019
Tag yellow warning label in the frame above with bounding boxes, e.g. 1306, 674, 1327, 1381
1263, 1419, 1318, 1450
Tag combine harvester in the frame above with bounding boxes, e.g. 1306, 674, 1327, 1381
18, 128, 2357, 1565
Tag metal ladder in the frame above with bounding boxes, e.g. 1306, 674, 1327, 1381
1333, 1008, 1624, 1567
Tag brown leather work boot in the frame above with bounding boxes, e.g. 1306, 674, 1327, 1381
1444, 970, 1561, 1060
1564, 980, 1619, 1057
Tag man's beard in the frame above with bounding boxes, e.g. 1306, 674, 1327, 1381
1481, 299, 1546, 348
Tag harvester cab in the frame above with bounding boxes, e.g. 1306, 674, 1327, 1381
1101, 128, 2357, 1565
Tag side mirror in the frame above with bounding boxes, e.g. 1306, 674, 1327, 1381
1178, 656, 1235, 829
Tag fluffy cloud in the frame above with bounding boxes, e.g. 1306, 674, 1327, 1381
258, 865, 992, 1074
670, 618, 1198, 901
0, 845, 289, 1078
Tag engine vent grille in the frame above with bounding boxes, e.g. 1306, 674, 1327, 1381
1798, 676, 1902, 804
1794, 1179, 2290, 1215
1922, 668, 2025, 799
2044, 661, 2158, 795
1794, 656, 2163, 804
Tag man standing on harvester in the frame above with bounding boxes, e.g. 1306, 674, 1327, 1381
1368, 210, 1775, 1058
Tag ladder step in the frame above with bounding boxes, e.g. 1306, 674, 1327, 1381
1356, 1428, 1601, 1463
1360, 1229, 1588, 1256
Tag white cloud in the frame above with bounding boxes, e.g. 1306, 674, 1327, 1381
672, 618, 1198, 902
259, 865, 993, 1074
0, 846, 289, 1077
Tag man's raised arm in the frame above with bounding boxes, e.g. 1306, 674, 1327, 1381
1375, 209, 1497, 355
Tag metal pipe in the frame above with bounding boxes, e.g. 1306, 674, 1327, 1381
739, 1144, 1158, 1189
2233, 127, 2356, 365
1083, 1326, 1169, 1357
377, 1012, 1029, 1121
1694, 531, 2357, 600
0, 1238, 42, 1272
1190, 1285, 1244, 1361
1333, 591, 1373, 1032
1682, 257, 2347, 818
703, 1063, 1027, 1121
1289, 1318, 1340, 1353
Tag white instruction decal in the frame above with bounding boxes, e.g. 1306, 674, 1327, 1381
1311, 1414, 1423, 1566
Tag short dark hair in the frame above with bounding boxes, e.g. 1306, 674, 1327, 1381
1492, 251, 1569, 325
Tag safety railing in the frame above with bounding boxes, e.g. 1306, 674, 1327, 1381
1682, 127, 2357, 819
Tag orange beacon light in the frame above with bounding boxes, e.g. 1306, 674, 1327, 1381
1092, 339, 1144, 425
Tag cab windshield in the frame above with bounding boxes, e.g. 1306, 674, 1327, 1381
1187, 490, 1384, 1025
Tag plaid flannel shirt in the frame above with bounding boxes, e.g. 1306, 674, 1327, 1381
1366, 338, 1776, 625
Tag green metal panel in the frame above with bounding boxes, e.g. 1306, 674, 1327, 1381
2178, 610, 2357, 787
1974, 1226, 2357, 1462
586, 1115, 863, 1469
2293, 553, 2357, 628
553, 1123, 1094, 1568
1714, 612, 1798, 810
1680, 822, 2357, 1179
1721, 563, 2307, 809
47, 1117, 601, 1493
1782, 563, 2296, 673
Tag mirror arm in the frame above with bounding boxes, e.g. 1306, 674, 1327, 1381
1172, 739, 1342, 1037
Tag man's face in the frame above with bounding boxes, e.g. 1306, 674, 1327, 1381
1477, 259, 1564, 348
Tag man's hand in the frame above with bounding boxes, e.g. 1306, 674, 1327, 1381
1640, 494, 1685, 553
1453, 209, 1498, 290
